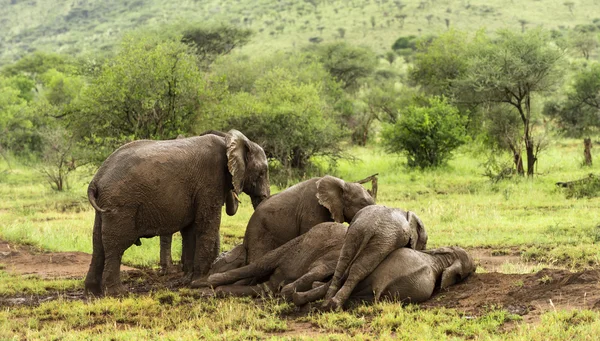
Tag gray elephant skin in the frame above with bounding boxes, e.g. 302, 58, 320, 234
205, 222, 348, 297
241, 175, 375, 266
323, 205, 428, 310
294, 246, 475, 306
84, 130, 270, 296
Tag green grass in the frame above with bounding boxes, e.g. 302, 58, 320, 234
1, 0, 598, 65
2, 138, 600, 339
2, 291, 600, 340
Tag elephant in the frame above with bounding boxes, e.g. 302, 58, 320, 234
204, 222, 348, 297
158, 189, 239, 275
293, 246, 476, 306
241, 175, 375, 265
84, 130, 270, 296
322, 205, 428, 310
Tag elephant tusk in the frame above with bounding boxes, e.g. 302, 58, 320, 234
233, 191, 241, 203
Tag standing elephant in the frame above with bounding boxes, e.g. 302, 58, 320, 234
204, 222, 348, 297
84, 130, 270, 296
242, 175, 375, 265
159, 189, 239, 274
323, 205, 428, 310
293, 246, 475, 306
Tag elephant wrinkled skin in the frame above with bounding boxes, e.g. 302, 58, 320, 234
242, 175, 375, 266
84, 130, 270, 296
205, 222, 348, 297
294, 246, 476, 306
323, 205, 428, 310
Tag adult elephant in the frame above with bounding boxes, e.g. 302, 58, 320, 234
84, 130, 270, 296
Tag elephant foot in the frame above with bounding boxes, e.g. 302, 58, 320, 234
103, 284, 126, 297
280, 284, 296, 301
321, 298, 342, 311
190, 276, 211, 288
293, 292, 309, 306
84, 282, 103, 297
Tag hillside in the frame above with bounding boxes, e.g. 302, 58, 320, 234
1, 0, 598, 65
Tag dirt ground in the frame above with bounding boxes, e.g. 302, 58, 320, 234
1, 239, 599, 323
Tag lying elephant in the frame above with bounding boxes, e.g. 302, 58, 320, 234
204, 222, 348, 296
294, 246, 475, 306
323, 205, 428, 310
190, 175, 374, 287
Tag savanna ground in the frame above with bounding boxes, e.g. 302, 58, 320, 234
2, 139, 600, 340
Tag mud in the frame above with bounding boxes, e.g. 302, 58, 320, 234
1, 239, 599, 322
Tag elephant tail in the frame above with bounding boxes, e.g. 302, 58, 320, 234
87, 182, 107, 213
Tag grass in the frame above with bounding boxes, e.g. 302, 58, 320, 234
2, 138, 600, 338
1, 0, 598, 65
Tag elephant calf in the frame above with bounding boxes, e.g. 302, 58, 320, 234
203, 222, 348, 297
323, 205, 428, 310
293, 246, 476, 306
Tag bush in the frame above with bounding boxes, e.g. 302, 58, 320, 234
381, 96, 467, 168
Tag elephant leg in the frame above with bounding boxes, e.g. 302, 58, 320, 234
180, 225, 195, 282
84, 212, 104, 296
100, 214, 137, 296
324, 232, 371, 303
215, 284, 265, 298
159, 234, 174, 275
280, 265, 335, 300
192, 208, 221, 281
324, 245, 389, 310
293, 282, 329, 306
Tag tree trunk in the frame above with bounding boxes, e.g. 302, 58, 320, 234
584, 137, 593, 166
513, 151, 524, 176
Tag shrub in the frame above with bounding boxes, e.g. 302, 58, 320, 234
381, 96, 467, 168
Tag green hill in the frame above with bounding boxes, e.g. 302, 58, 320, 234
1, 0, 598, 64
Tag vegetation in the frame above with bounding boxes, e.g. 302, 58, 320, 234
2, 0, 600, 338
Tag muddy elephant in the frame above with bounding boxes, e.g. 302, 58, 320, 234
159, 189, 239, 274
84, 130, 270, 296
293, 246, 475, 306
204, 222, 348, 296
242, 175, 375, 265
323, 205, 428, 310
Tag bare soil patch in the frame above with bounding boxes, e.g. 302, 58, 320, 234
1, 239, 599, 323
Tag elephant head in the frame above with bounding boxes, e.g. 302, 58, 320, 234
428, 247, 476, 289
226, 130, 270, 209
316, 175, 375, 223
407, 211, 428, 250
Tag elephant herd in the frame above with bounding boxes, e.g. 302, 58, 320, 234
84, 130, 476, 309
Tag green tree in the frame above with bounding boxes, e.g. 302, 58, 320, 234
545, 64, 600, 165
382, 97, 467, 168
72, 34, 204, 153
305, 42, 377, 91
180, 25, 253, 69
460, 29, 565, 176
206, 67, 343, 180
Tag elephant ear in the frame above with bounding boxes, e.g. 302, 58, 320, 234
226, 130, 250, 195
316, 176, 346, 223
408, 211, 428, 250
440, 260, 463, 289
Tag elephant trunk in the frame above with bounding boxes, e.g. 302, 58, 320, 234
251, 194, 268, 210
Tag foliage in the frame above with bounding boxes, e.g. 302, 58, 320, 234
38, 126, 87, 191
561, 174, 600, 199
205, 66, 343, 179
180, 25, 253, 69
382, 96, 467, 168
305, 41, 377, 91
71, 34, 205, 155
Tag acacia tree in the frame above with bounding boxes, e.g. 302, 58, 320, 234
462, 29, 565, 176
